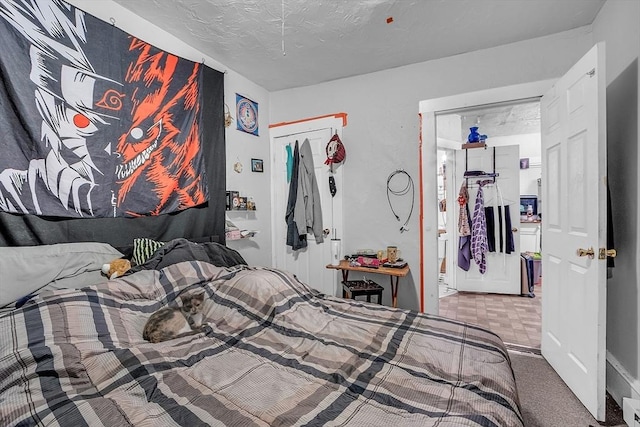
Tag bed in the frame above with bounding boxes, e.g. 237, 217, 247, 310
0, 239, 523, 426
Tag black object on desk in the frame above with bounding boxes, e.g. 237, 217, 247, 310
342, 280, 383, 304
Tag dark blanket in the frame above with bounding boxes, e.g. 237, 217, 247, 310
129, 238, 246, 273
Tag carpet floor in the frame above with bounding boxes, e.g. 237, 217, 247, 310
509, 350, 626, 426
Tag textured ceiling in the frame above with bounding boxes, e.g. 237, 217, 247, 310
460, 100, 541, 138
437, 100, 541, 143
112, 0, 605, 91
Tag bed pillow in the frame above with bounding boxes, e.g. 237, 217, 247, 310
131, 238, 165, 266
0, 242, 123, 308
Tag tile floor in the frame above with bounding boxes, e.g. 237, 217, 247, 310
438, 284, 542, 349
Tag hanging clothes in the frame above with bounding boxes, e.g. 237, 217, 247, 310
457, 183, 472, 271
294, 138, 324, 243
285, 141, 307, 250
471, 180, 490, 274
485, 206, 497, 252
498, 205, 515, 254
285, 144, 294, 183
485, 205, 515, 254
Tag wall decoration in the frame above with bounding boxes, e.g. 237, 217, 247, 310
236, 94, 259, 136
251, 159, 264, 173
224, 103, 233, 128
0, 0, 208, 218
520, 158, 530, 169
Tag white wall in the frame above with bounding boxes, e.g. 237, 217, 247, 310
591, 0, 640, 408
223, 75, 273, 267
67, 0, 273, 267
271, 27, 594, 311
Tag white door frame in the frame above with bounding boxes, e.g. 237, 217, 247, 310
419, 80, 554, 314
269, 114, 346, 268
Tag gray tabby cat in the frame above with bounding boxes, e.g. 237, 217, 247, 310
143, 292, 206, 343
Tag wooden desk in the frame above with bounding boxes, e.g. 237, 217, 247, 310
326, 260, 410, 308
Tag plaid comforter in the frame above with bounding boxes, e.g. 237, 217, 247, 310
0, 261, 523, 426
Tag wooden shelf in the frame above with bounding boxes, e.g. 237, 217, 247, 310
462, 142, 486, 149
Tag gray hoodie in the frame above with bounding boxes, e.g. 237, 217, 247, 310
294, 138, 324, 243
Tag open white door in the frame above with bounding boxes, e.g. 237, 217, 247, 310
453, 145, 521, 294
270, 116, 344, 296
540, 43, 607, 421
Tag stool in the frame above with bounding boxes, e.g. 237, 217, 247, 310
342, 280, 383, 304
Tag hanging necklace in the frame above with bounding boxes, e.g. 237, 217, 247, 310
386, 169, 414, 233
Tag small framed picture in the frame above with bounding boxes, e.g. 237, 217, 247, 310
251, 158, 263, 173
236, 94, 259, 136
520, 158, 530, 169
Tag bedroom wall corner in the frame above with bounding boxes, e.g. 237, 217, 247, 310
65, 0, 273, 267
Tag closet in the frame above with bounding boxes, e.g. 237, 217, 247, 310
435, 100, 543, 296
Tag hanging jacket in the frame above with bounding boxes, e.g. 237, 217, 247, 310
286, 141, 307, 250
285, 144, 294, 183
294, 138, 324, 243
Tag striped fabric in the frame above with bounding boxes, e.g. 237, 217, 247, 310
131, 237, 165, 265
0, 261, 523, 426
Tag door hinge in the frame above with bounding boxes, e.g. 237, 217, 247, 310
599, 248, 617, 259
587, 68, 596, 77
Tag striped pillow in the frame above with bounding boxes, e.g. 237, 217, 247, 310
131, 238, 165, 266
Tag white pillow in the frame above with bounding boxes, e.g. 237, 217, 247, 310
0, 242, 123, 307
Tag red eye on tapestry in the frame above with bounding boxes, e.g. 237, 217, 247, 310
73, 113, 90, 128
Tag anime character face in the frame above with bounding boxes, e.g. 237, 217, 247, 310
0, 0, 116, 215
114, 39, 206, 215
39, 65, 120, 184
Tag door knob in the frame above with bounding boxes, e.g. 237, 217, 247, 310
577, 247, 595, 259
598, 248, 617, 259
511, 227, 518, 232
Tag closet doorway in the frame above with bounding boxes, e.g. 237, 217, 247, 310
436, 100, 542, 294
434, 99, 543, 349
269, 115, 345, 297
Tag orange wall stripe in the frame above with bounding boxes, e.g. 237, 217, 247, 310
269, 112, 348, 129
418, 113, 424, 313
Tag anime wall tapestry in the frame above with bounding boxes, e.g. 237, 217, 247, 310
0, 0, 208, 217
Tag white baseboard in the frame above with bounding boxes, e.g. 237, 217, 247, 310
607, 350, 640, 406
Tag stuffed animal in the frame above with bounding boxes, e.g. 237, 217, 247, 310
101, 258, 132, 279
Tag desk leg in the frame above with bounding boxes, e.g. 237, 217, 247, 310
341, 270, 350, 298
390, 276, 399, 308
